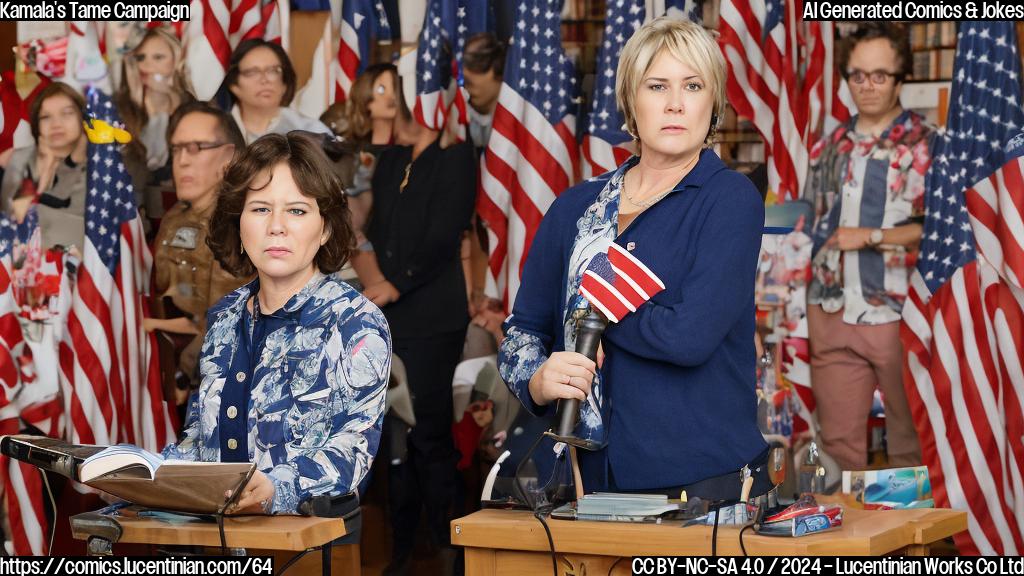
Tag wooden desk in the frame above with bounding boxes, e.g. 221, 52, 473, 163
451, 507, 967, 575
71, 510, 359, 575
73, 513, 345, 549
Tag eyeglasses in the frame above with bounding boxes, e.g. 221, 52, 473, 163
468, 400, 493, 413
238, 65, 284, 81
845, 69, 904, 85
170, 141, 229, 157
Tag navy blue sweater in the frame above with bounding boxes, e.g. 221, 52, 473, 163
500, 150, 767, 491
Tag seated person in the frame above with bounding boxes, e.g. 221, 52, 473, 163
162, 132, 391, 514
223, 40, 332, 145
145, 101, 249, 407
1, 81, 88, 252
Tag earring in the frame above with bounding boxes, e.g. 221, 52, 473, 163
240, 244, 245, 255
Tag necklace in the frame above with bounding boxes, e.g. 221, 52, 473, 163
623, 151, 701, 209
399, 163, 411, 193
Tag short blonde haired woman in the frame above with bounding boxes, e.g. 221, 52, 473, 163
499, 17, 771, 499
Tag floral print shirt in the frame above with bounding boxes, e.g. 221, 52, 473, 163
805, 110, 935, 325
162, 272, 391, 514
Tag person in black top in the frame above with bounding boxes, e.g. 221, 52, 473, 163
366, 92, 476, 576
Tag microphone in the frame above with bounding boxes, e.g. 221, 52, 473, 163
0, 435, 80, 480
548, 307, 607, 448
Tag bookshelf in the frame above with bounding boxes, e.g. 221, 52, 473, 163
909, 21, 957, 81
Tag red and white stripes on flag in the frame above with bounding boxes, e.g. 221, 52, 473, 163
718, 1, 848, 202
185, 0, 232, 100
229, 0, 264, 47
579, 243, 665, 323
260, 0, 290, 49
902, 157, 1024, 555
477, 1, 578, 312
477, 90, 578, 311
0, 219, 47, 557
59, 218, 175, 452
0, 440, 48, 556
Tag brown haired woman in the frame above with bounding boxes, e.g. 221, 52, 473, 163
162, 132, 391, 514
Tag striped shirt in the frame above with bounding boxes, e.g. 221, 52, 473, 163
806, 110, 935, 325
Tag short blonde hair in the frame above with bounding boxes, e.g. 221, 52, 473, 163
615, 17, 726, 147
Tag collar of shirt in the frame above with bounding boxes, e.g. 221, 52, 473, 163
237, 270, 328, 321
613, 148, 727, 196
843, 109, 915, 148
232, 104, 282, 144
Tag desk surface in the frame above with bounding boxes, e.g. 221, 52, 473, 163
451, 507, 966, 556
71, 513, 346, 551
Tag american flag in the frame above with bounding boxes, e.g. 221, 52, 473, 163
647, 0, 703, 22
228, 0, 264, 47
335, 0, 391, 103
58, 89, 175, 453
259, 0, 290, 48
900, 21, 1024, 556
718, 0, 849, 202
582, 2, 706, 179
414, 0, 488, 134
581, 0, 645, 179
185, 0, 232, 100
0, 72, 30, 155
0, 216, 48, 556
477, 0, 578, 312
580, 242, 665, 322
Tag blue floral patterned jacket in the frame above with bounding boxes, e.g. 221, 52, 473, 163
162, 272, 391, 514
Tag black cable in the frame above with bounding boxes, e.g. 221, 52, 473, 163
40, 471, 57, 555
512, 429, 547, 508
275, 548, 318, 575
711, 504, 721, 557
739, 523, 755, 556
607, 555, 626, 576
217, 514, 228, 553
533, 509, 557, 576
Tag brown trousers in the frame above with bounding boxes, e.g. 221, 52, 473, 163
807, 305, 922, 470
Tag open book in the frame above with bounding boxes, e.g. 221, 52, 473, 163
1, 435, 255, 514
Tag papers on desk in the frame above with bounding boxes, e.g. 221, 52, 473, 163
552, 493, 683, 522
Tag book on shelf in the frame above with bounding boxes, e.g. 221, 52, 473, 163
1, 435, 255, 515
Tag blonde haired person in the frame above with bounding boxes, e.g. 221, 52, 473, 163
499, 17, 772, 499
114, 26, 195, 229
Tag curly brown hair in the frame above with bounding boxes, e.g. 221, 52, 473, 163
207, 132, 354, 277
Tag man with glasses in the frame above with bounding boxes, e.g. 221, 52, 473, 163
803, 23, 934, 472
145, 102, 248, 413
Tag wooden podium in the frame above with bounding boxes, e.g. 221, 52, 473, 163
451, 507, 967, 575
70, 508, 360, 575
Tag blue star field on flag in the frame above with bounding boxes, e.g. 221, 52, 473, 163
918, 21, 1024, 292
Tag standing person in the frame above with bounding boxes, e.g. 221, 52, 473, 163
163, 132, 391, 514
804, 23, 930, 471
500, 17, 772, 497
114, 26, 195, 232
366, 89, 477, 575
460, 32, 507, 322
223, 39, 332, 145
336, 63, 401, 290
145, 102, 248, 409
461, 32, 505, 154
